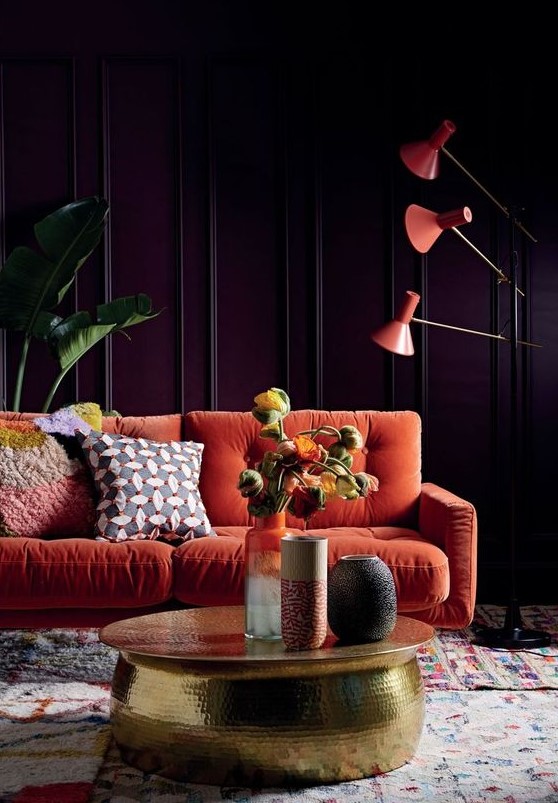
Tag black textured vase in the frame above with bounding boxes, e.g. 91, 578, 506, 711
327, 554, 397, 643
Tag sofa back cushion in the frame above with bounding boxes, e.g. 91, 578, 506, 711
101, 413, 184, 441
0, 411, 184, 442
184, 410, 422, 529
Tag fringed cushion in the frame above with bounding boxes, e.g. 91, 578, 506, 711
0, 416, 96, 539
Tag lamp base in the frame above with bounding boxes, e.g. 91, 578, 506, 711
475, 598, 551, 650
475, 626, 551, 650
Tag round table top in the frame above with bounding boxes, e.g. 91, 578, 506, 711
99, 606, 434, 664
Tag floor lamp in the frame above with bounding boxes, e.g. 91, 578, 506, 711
372, 120, 551, 650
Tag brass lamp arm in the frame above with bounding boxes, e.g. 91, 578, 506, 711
442, 146, 537, 243
451, 227, 525, 297
412, 316, 542, 349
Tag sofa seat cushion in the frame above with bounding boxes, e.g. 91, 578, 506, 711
0, 537, 174, 609
172, 525, 449, 611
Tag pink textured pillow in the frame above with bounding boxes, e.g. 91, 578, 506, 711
0, 419, 96, 539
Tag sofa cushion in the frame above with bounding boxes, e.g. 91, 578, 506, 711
172, 525, 449, 611
0, 418, 96, 539
0, 536, 174, 608
183, 410, 422, 529
102, 413, 183, 441
77, 430, 216, 544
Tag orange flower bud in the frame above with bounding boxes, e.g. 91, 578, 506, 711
293, 434, 321, 463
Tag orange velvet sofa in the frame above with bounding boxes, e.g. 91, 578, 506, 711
0, 409, 477, 629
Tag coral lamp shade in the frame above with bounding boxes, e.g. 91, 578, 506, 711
370, 291, 421, 356
405, 204, 473, 253
399, 119, 457, 180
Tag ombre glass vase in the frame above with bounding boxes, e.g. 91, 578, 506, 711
244, 512, 289, 640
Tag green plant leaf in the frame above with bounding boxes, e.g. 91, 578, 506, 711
31, 311, 64, 340
48, 294, 161, 370
54, 322, 117, 372
0, 196, 108, 334
41, 322, 116, 413
0, 196, 165, 411
97, 293, 161, 329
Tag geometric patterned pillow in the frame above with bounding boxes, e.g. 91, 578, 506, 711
0, 418, 96, 539
75, 430, 216, 544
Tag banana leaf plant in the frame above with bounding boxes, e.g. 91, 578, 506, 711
0, 196, 161, 412
39, 293, 160, 412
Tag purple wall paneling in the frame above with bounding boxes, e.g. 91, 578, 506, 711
180, 57, 212, 414
1, 59, 74, 414
0, 63, 4, 410
317, 56, 389, 412
282, 62, 315, 411
210, 58, 287, 411
102, 58, 182, 416
73, 55, 107, 408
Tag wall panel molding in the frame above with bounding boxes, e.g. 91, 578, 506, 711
0, 57, 75, 413
101, 56, 183, 415
207, 55, 289, 411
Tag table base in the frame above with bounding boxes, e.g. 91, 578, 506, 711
110, 648, 425, 786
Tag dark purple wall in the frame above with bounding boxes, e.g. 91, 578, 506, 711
0, 3, 556, 602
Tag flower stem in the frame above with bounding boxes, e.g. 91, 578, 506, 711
312, 456, 360, 480
300, 425, 342, 440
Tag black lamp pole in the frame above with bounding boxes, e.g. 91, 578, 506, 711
474, 210, 550, 649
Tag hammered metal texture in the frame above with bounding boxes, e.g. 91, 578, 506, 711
101, 606, 433, 786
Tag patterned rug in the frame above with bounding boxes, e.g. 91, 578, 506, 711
420, 604, 558, 690
91, 689, 558, 802
0, 605, 557, 802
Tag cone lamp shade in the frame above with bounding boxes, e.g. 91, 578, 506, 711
370, 290, 421, 356
399, 119, 457, 180
405, 204, 473, 253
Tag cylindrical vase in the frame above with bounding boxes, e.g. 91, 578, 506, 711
281, 535, 328, 650
244, 512, 287, 640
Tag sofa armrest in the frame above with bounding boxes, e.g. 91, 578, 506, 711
418, 481, 478, 629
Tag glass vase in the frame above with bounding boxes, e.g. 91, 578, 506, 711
244, 511, 287, 640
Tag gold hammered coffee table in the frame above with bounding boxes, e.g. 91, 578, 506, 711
99, 606, 434, 787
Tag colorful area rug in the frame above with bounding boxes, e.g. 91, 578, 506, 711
0, 605, 557, 802
90, 689, 558, 802
420, 604, 558, 690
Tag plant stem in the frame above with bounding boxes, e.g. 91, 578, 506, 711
12, 335, 31, 412
312, 456, 359, 479
275, 491, 291, 512
42, 368, 70, 412
299, 425, 342, 440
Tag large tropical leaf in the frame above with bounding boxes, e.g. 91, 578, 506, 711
0, 196, 109, 333
41, 321, 116, 413
40, 294, 161, 412
49, 294, 161, 372
53, 320, 117, 373
97, 293, 161, 329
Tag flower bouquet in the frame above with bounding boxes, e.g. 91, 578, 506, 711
238, 387, 379, 640
238, 388, 379, 520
